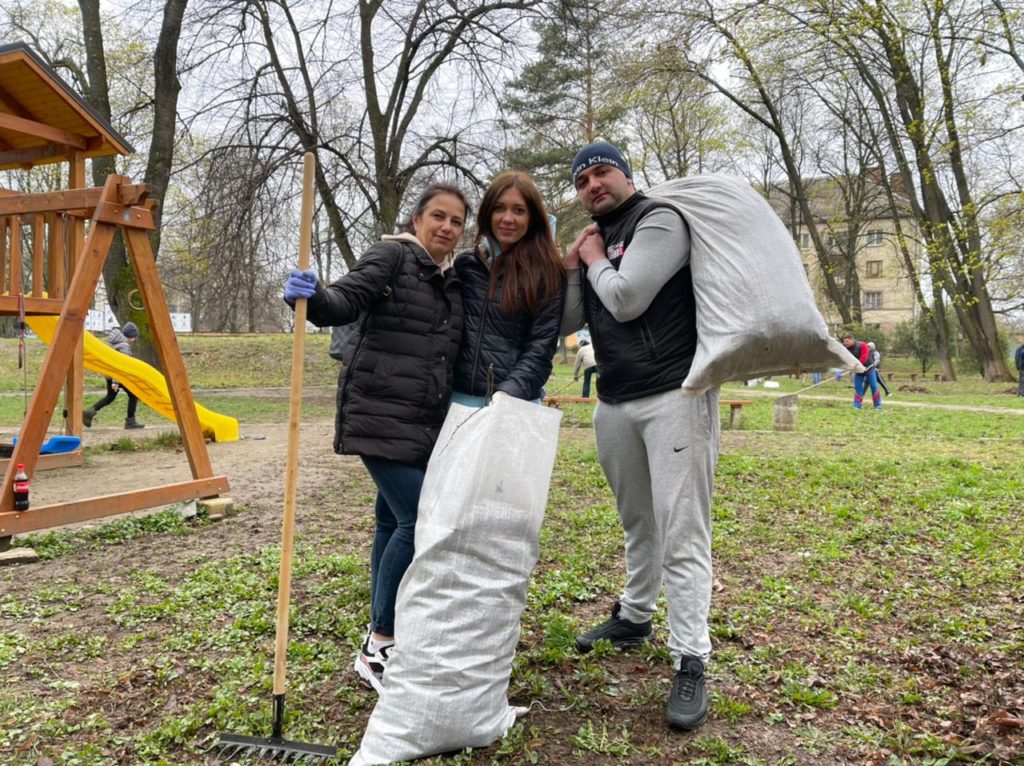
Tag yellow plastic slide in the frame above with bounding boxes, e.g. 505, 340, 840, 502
26, 316, 239, 442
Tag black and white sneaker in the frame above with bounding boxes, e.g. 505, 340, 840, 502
575, 600, 654, 652
666, 656, 708, 730
354, 633, 393, 694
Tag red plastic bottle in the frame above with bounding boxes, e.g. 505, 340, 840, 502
13, 463, 29, 511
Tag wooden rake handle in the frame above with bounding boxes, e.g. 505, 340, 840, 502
273, 152, 316, 697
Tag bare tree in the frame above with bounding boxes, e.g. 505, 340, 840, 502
791, 0, 1015, 380
666, 1, 856, 322
160, 146, 290, 331
614, 42, 746, 184
76, 0, 191, 361
193, 0, 536, 271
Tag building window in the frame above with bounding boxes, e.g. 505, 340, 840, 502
865, 259, 883, 278
866, 230, 885, 246
864, 291, 883, 310
828, 230, 848, 250
797, 232, 810, 249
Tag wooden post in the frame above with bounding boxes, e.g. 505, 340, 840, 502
66, 153, 86, 434
8, 216, 20, 292
31, 214, 44, 297
123, 227, 213, 479
47, 213, 65, 299
0, 217, 7, 292
0, 176, 121, 512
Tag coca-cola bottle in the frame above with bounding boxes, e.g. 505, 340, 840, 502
13, 463, 29, 511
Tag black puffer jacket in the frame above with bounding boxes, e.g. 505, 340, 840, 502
297, 236, 463, 468
453, 248, 564, 400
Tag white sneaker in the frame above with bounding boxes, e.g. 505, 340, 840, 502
354, 634, 393, 694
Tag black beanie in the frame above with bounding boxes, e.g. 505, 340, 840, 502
122, 322, 139, 338
571, 142, 632, 185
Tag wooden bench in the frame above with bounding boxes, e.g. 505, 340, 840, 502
545, 396, 752, 429
721, 399, 753, 429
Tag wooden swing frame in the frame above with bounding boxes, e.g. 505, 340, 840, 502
0, 42, 228, 543
0, 174, 230, 537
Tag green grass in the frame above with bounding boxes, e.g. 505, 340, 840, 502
1, 337, 1023, 764
0, 334, 340, 429
0, 332, 341, 393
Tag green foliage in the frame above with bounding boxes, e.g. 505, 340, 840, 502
890, 313, 938, 372
2, 336, 1024, 764
13, 507, 197, 560
838, 322, 888, 352
571, 720, 633, 756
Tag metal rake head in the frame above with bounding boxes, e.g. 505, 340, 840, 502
213, 733, 336, 764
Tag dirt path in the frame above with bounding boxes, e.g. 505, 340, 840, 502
16, 382, 1024, 523
17, 414, 352, 537
724, 387, 1024, 414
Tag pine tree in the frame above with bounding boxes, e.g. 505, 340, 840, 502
500, 0, 632, 239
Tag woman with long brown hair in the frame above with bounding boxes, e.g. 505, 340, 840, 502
452, 171, 566, 405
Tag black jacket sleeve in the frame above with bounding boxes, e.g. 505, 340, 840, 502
495, 281, 566, 399
286, 243, 403, 328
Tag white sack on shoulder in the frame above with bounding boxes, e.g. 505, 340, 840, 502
350, 395, 562, 766
647, 175, 861, 395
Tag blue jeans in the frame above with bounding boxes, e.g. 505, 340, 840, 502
853, 369, 882, 409
451, 390, 543, 408
360, 456, 426, 637
581, 366, 598, 398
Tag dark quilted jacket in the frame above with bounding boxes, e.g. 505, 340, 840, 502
299, 237, 463, 468
453, 249, 564, 400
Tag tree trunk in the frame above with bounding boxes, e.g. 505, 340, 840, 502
78, 0, 130, 325
930, 286, 956, 381
144, 0, 188, 257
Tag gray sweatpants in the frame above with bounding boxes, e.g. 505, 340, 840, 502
593, 386, 720, 667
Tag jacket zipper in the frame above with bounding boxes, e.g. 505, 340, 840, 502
640, 317, 659, 359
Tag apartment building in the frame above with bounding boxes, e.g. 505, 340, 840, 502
768, 173, 924, 333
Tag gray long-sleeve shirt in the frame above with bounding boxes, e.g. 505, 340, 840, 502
561, 206, 690, 335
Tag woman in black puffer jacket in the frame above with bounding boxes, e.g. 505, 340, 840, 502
283, 184, 469, 694
453, 172, 565, 406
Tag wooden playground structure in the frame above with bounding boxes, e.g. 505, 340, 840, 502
0, 42, 229, 545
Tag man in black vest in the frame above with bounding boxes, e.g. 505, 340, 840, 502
561, 142, 719, 732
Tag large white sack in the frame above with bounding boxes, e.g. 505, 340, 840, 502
350, 395, 562, 766
647, 175, 860, 395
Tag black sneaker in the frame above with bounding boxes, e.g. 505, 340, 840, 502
575, 600, 654, 652
666, 656, 708, 730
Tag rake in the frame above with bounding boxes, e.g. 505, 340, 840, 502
545, 376, 585, 398
214, 153, 337, 765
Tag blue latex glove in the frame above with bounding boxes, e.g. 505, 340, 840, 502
284, 268, 318, 301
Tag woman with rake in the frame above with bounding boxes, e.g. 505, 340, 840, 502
284, 184, 469, 693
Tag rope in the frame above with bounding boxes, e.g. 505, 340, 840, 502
790, 375, 837, 396
545, 377, 581, 397
18, 292, 27, 418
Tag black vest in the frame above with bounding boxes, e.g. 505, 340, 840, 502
583, 193, 697, 403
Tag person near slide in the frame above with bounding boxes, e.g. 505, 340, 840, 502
82, 321, 145, 430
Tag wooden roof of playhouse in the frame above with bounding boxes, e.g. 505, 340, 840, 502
0, 41, 133, 171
